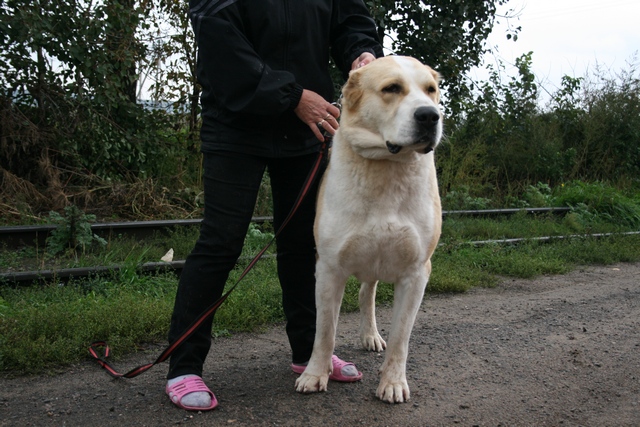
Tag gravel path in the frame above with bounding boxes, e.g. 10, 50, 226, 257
1, 263, 639, 426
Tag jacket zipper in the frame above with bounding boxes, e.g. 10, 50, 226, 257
283, 0, 291, 70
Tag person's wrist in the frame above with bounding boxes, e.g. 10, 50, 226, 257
289, 84, 304, 110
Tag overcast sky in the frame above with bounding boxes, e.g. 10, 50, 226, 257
473, 0, 640, 101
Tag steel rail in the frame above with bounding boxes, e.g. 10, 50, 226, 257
459, 231, 640, 247
2, 230, 638, 285
0, 216, 272, 249
0, 208, 570, 249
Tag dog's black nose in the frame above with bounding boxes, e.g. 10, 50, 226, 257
414, 106, 440, 127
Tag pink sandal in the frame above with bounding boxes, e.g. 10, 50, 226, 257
291, 355, 363, 382
165, 376, 218, 411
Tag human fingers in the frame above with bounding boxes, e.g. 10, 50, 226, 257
317, 117, 337, 137
326, 103, 340, 120
318, 103, 341, 134
351, 52, 376, 70
295, 89, 339, 141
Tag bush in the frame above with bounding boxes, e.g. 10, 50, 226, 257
553, 181, 640, 227
439, 54, 640, 200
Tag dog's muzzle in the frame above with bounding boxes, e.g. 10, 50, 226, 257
386, 106, 441, 155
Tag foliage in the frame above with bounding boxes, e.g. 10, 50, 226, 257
439, 52, 542, 193
366, 0, 519, 117
553, 181, 640, 228
574, 61, 640, 181
441, 186, 492, 210
46, 205, 107, 256
438, 53, 640, 200
0, 0, 200, 217
1, 0, 638, 222
521, 182, 553, 208
141, 0, 200, 146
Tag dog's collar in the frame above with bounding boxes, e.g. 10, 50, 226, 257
332, 95, 343, 112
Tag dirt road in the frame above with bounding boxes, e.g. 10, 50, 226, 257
1, 263, 639, 426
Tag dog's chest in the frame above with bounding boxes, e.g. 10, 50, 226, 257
333, 217, 433, 281
316, 152, 440, 281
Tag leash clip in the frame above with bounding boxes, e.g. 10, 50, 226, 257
331, 95, 343, 112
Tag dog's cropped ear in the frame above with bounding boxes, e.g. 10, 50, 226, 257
429, 67, 442, 83
341, 70, 364, 111
429, 67, 442, 103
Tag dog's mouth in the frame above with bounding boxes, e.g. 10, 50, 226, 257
386, 141, 403, 154
386, 141, 434, 155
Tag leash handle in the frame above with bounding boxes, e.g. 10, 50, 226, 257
89, 140, 329, 379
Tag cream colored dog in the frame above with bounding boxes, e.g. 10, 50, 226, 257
295, 56, 443, 403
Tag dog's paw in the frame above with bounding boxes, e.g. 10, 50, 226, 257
360, 333, 386, 352
295, 373, 329, 394
376, 378, 410, 403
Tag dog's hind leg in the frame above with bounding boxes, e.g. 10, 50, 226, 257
359, 280, 386, 352
295, 261, 348, 394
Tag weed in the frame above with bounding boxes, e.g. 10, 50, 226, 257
522, 182, 553, 207
46, 206, 107, 256
442, 186, 492, 210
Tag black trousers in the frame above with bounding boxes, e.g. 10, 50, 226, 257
167, 150, 325, 379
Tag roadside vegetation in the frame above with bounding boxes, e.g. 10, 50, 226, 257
1, 1, 639, 376
1, 181, 639, 375
1, 231, 639, 376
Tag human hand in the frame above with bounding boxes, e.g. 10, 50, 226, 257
294, 89, 341, 142
351, 52, 376, 70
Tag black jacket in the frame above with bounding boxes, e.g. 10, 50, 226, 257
190, 0, 383, 157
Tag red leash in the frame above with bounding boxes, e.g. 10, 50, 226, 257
89, 139, 330, 378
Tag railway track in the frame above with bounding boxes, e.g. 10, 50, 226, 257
0, 208, 570, 250
12, 206, 640, 286
3, 231, 639, 285
0, 216, 273, 250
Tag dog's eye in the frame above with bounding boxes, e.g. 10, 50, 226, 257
382, 83, 402, 94
426, 85, 437, 94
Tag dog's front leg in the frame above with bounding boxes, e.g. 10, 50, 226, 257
359, 280, 386, 352
295, 262, 347, 394
377, 264, 430, 403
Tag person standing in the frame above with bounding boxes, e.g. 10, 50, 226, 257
166, 0, 383, 411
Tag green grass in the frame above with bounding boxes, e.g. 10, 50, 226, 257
553, 181, 640, 227
432, 234, 640, 292
1, 209, 639, 375
0, 273, 177, 375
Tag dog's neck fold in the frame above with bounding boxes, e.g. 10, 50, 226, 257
337, 126, 428, 163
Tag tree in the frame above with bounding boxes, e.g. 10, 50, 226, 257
0, 0, 520, 217
0, 0, 169, 187
142, 0, 200, 147
366, 0, 517, 117
104, 0, 147, 104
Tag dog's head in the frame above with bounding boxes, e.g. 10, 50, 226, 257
341, 56, 442, 157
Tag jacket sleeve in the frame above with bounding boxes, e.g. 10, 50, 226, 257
190, 2, 303, 116
331, 0, 384, 78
